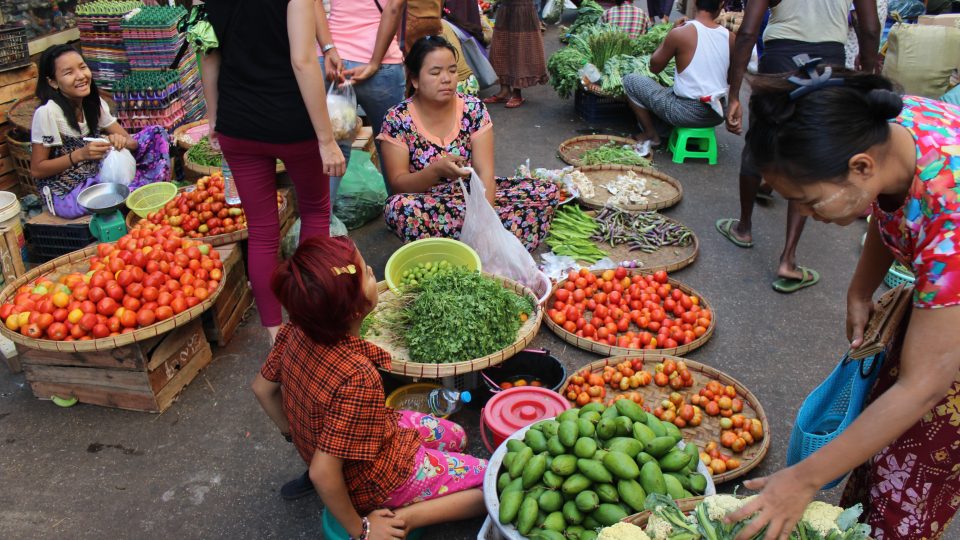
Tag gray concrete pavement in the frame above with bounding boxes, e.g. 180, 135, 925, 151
0, 23, 899, 540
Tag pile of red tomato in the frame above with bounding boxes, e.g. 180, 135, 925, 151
134, 174, 280, 238
548, 268, 712, 350
0, 227, 222, 342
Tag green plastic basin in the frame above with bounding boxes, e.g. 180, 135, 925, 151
384, 238, 481, 294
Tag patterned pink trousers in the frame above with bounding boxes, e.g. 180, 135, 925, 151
382, 411, 487, 508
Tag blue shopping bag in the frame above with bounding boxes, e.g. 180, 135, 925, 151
786, 351, 885, 489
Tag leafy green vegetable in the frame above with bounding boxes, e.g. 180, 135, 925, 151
547, 46, 591, 99
185, 136, 223, 168
580, 143, 651, 167
560, 0, 604, 43
634, 23, 672, 55
367, 269, 534, 363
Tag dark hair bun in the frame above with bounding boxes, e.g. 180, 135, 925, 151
866, 89, 903, 121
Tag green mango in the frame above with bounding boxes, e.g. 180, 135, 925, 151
538, 490, 564, 513
499, 490, 524, 524
577, 458, 613, 484
574, 437, 598, 459
603, 451, 640, 480
516, 496, 539, 535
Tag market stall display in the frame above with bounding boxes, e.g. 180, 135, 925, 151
361, 271, 542, 380
558, 135, 639, 167
126, 173, 288, 246
484, 401, 717, 540
591, 208, 699, 273
577, 166, 682, 212
182, 134, 286, 178
560, 355, 769, 484
544, 268, 714, 357
77, 0, 141, 89
624, 495, 872, 540
0, 228, 224, 351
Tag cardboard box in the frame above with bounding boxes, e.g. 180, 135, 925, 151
919, 14, 960, 28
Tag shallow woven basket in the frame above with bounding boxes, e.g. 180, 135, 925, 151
0, 245, 223, 353
544, 270, 715, 358
171, 120, 209, 150
184, 150, 286, 177
565, 356, 770, 484
126, 189, 287, 247
624, 496, 705, 526
365, 273, 543, 379
558, 134, 639, 167
578, 165, 683, 212
591, 214, 699, 273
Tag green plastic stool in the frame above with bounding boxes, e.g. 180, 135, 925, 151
668, 126, 718, 165
322, 508, 424, 540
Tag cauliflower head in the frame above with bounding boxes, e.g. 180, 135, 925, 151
801, 501, 844, 536
702, 495, 743, 521
598, 522, 652, 540
644, 513, 674, 540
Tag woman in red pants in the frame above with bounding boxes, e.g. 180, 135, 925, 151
202, 0, 346, 341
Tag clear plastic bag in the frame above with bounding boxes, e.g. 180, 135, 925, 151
327, 81, 360, 142
99, 147, 136, 186
458, 168, 541, 291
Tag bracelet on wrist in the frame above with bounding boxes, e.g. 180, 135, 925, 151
322, 43, 336, 54
68, 151, 76, 166
350, 516, 370, 540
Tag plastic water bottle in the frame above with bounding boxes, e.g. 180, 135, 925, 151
222, 158, 241, 205
427, 388, 472, 416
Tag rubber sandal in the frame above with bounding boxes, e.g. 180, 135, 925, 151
482, 95, 509, 104
772, 266, 820, 294
505, 97, 525, 108
715, 218, 753, 248
757, 184, 773, 204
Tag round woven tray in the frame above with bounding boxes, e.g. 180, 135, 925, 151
578, 165, 683, 212
544, 270, 715, 358
591, 214, 699, 273
624, 496, 705, 526
126, 188, 287, 247
0, 245, 223, 353
183, 149, 286, 177
558, 134, 639, 167
565, 356, 769, 484
8, 94, 118, 133
365, 274, 543, 378
171, 119, 210, 150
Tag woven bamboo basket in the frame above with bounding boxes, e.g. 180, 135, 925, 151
7, 94, 118, 133
171, 119, 210, 150
365, 274, 543, 379
557, 134, 640, 167
590, 213, 699, 273
126, 188, 287, 247
184, 147, 286, 177
6, 129, 36, 195
624, 496, 705, 526
564, 356, 770, 484
578, 165, 683, 212
544, 270, 715, 358
0, 244, 223, 353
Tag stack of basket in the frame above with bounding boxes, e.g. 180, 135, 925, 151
77, 0, 143, 90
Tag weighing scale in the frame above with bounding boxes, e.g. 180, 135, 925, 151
77, 183, 130, 242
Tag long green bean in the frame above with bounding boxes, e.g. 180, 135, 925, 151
591, 207, 693, 253
546, 205, 608, 263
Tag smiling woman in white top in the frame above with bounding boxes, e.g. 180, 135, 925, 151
30, 45, 170, 219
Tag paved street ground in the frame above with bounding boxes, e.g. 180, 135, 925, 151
0, 20, 934, 540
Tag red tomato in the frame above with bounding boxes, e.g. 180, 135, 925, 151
608, 291, 622, 305
555, 289, 570, 303
653, 270, 668, 284
563, 321, 577, 333
551, 312, 567, 326
572, 289, 586, 303
565, 306, 580, 321
597, 327, 609, 340
617, 318, 630, 332
583, 324, 596, 338
614, 267, 628, 280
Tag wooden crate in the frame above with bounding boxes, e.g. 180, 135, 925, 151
0, 63, 36, 122
202, 243, 253, 346
20, 317, 213, 413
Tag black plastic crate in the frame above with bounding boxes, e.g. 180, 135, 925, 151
25, 221, 96, 264
0, 24, 29, 72
574, 87, 631, 123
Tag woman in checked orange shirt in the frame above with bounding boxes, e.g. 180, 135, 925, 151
251, 235, 486, 539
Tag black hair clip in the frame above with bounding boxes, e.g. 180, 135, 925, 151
788, 54, 844, 101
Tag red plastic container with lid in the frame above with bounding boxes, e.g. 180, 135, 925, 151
480, 386, 571, 452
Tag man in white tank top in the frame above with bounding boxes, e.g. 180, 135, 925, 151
622, 0, 733, 151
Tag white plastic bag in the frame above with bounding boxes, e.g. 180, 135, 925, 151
458, 168, 541, 291
327, 81, 360, 142
99, 147, 136, 186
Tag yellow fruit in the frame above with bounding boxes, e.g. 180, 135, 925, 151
5, 314, 19, 331
67, 309, 84, 324
17, 312, 31, 328
52, 292, 70, 308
